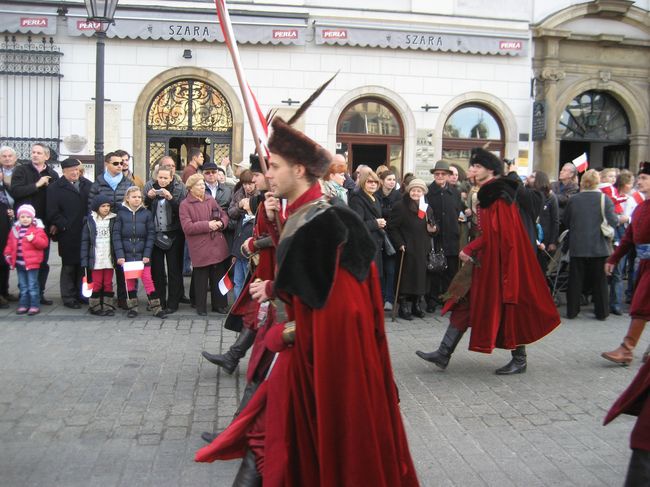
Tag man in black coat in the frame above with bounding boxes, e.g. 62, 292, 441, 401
88, 152, 134, 308
425, 160, 466, 312
9, 143, 59, 304
46, 158, 92, 308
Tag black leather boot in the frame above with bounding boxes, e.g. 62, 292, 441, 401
202, 328, 257, 374
495, 345, 527, 375
412, 297, 426, 318
416, 325, 465, 369
398, 297, 413, 321
232, 449, 262, 487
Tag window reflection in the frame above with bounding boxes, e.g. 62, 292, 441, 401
338, 101, 401, 136
444, 106, 501, 140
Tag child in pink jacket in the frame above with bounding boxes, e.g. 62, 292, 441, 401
3, 204, 49, 315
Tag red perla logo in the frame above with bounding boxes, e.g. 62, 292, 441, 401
322, 29, 348, 39
273, 29, 298, 39
21, 17, 48, 27
499, 41, 522, 50
77, 20, 102, 31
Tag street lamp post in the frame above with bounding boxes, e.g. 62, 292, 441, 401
84, 0, 119, 177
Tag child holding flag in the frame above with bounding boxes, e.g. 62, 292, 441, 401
3, 204, 48, 315
112, 186, 166, 319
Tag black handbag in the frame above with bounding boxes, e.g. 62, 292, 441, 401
154, 232, 174, 250
427, 238, 447, 273
381, 230, 396, 256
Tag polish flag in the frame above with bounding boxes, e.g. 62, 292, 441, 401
81, 276, 93, 298
218, 272, 234, 295
572, 153, 589, 173
418, 196, 428, 219
122, 261, 144, 280
632, 191, 645, 205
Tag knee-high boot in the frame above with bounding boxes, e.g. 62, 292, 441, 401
232, 449, 261, 487
202, 327, 257, 374
103, 291, 116, 316
416, 324, 465, 369
495, 345, 527, 375
601, 319, 647, 366
127, 290, 139, 318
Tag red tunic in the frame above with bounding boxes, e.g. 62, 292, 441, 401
604, 359, 650, 452
608, 199, 650, 320
462, 181, 561, 353
196, 184, 419, 487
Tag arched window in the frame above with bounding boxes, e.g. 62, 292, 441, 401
336, 97, 404, 172
559, 91, 629, 141
442, 104, 504, 166
146, 79, 233, 172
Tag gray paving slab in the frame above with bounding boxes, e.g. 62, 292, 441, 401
0, 260, 644, 486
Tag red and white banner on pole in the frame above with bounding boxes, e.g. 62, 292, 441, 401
213, 0, 269, 164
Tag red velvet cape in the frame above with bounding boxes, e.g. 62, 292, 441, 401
463, 195, 561, 353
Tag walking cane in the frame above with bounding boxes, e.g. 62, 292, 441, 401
392, 248, 406, 322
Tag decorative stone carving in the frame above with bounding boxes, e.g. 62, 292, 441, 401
599, 71, 612, 83
62, 134, 87, 154
541, 67, 566, 82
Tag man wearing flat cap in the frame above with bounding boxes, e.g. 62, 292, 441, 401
46, 158, 92, 308
196, 118, 419, 486
426, 159, 466, 312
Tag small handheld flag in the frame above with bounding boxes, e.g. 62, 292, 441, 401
122, 261, 144, 280
418, 196, 428, 219
218, 273, 234, 296
81, 276, 93, 298
572, 153, 589, 173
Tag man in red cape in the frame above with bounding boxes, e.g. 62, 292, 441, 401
601, 161, 650, 365
416, 148, 560, 374
196, 118, 419, 487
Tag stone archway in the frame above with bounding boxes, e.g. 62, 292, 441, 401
328, 86, 416, 174
434, 92, 519, 161
133, 67, 244, 182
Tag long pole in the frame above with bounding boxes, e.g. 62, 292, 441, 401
214, 0, 268, 175
392, 249, 406, 322
93, 31, 106, 178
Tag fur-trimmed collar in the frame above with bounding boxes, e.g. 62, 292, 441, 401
477, 177, 518, 208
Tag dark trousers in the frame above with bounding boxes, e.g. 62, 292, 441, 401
115, 264, 127, 303
427, 256, 459, 303
151, 233, 184, 309
60, 264, 83, 303
0, 261, 9, 296
38, 243, 50, 296
567, 256, 608, 319
625, 449, 650, 487
191, 260, 229, 313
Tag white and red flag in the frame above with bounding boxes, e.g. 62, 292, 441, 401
572, 153, 589, 173
122, 261, 144, 280
218, 272, 234, 296
418, 196, 428, 219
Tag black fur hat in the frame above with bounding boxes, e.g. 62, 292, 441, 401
639, 161, 650, 176
469, 148, 503, 176
268, 117, 332, 178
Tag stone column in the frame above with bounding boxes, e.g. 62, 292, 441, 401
629, 134, 650, 170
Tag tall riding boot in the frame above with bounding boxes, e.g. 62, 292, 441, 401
416, 324, 465, 369
126, 291, 139, 318
411, 297, 426, 318
202, 327, 257, 374
103, 291, 116, 316
495, 345, 527, 375
147, 292, 167, 319
398, 297, 413, 321
601, 319, 646, 366
88, 292, 103, 316
232, 449, 261, 487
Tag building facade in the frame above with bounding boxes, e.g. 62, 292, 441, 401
1, 0, 648, 181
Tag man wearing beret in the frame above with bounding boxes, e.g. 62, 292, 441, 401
418, 148, 560, 374
46, 158, 92, 308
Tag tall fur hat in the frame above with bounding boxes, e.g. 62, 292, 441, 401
268, 117, 332, 178
469, 147, 503, 176
639, 161, 650, 176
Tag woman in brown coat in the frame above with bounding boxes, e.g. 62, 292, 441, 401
180, 174, 230, 316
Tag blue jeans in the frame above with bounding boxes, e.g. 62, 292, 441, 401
233, 258, 248, 300
17, 266, 40, 308
609, 225, 627, 310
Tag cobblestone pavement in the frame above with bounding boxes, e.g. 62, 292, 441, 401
0, 266, 644, 486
